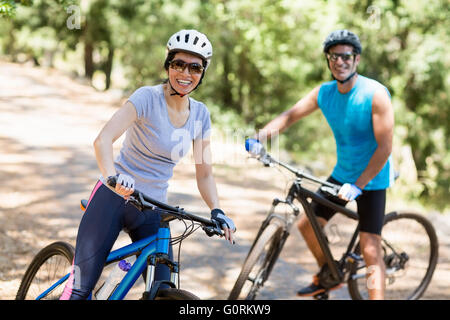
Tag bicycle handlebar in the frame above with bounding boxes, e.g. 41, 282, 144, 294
106, 176, 223, 237
252, 151, 341, 197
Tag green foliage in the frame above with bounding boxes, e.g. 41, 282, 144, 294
0, 0, 80, 66
1, 0, 448, 209
0, 1, 17, 18
0, 0, 73, 18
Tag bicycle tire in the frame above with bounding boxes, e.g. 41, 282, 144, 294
155, 288, 200, 300
16, 241, 75, 300
347, 212, 438, 300
228, 219, 284, 300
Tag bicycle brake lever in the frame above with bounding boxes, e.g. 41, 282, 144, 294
259, 154, 272, 167
202, 225, 223, 237
203, 226, 215, 237
138, 192, 157, 210
320, 186, 339, 197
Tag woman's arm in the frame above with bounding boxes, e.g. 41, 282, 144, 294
193, 139, 220, 209
193, 139, 235, 243
93, 101, 137, 196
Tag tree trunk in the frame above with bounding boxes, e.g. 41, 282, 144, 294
84, 41, 94, 80
104, 44, 114, 90
222, 50, 233, 108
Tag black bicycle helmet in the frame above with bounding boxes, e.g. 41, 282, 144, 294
323, 29, 362, 54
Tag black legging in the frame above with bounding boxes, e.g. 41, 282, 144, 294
61, 181, 172, 300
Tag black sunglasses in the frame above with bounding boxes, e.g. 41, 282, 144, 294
326, 52, 355, 62
169, 59, 204, 75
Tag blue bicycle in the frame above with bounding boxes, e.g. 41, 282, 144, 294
15, 177, 224, 300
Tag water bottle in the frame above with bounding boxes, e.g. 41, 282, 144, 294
95, 256, 135, 300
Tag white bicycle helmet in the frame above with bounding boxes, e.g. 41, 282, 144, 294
166, 29, 213, 70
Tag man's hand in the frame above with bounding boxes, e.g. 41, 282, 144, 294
245, 138, 265, 157
338, 183, 362, 201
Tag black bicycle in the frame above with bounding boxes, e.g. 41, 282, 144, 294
228, 146, 439, 300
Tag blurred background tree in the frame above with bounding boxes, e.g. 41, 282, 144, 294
0, 0, 448, 209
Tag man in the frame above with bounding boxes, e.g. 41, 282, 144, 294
255, 30, 395, 300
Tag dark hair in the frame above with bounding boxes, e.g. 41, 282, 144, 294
164, 51, 177, 71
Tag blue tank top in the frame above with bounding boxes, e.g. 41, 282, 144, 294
317, 75, 394, 190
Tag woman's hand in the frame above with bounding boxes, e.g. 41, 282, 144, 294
112, 173, 135, 200
211, 208, 236, 244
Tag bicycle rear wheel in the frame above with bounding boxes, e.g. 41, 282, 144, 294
16, 241, 75, 300
228, 219, 284, 300
348, 212, 438, 300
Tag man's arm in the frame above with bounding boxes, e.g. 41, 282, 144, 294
354, 88, 394, 189
256, 86, 320, 142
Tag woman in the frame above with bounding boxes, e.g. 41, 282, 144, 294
60, 29, 236, 300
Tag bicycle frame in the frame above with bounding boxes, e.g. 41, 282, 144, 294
108, 225, 172, 300
260, 177, 362, 285
292, 180, 360, 283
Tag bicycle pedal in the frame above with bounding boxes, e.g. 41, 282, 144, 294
347, 253, 363, 263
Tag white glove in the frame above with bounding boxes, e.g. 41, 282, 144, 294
116, 173, 135, 190
338, 183, 362, 201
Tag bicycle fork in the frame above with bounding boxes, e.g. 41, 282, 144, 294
142, 226, 179, 300
141, 252, 179, 299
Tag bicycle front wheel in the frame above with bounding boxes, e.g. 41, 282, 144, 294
16, 241, 75, 300
348, 212, 438, 300
228, 219, 284, 300
155, 288, 200, 300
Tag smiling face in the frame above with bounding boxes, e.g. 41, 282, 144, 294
167, 52, 204, 96
327, 44, 360, 82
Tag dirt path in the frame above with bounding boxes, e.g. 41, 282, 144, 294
0, 61, 448, 300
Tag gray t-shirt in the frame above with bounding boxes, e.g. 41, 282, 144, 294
113, 84, 211, 203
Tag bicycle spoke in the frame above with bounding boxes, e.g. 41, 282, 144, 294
17, 242, 74, 300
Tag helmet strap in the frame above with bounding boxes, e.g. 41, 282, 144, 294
167, 71, 205, 97
325, 54, 358, 85
332, 71, 357, 84
168, 78, 187, 97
